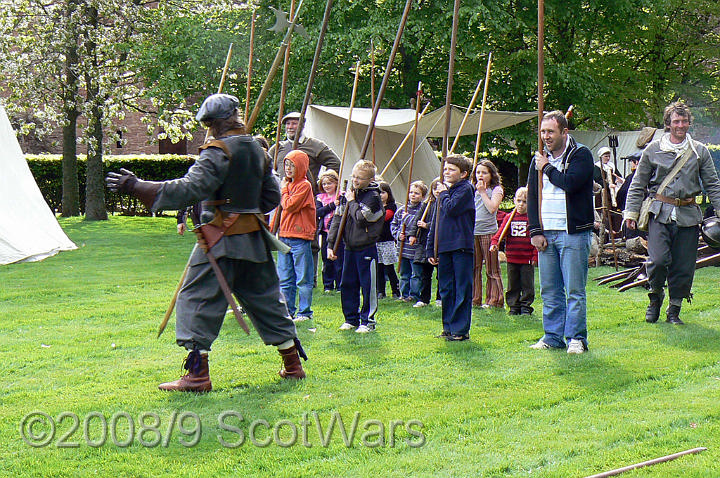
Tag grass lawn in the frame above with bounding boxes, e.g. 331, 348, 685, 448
1, 216, 719, 477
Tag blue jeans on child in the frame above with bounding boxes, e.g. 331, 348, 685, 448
398, 257, 422, 301
537, 230, 590, 348
277, 237, 314, 318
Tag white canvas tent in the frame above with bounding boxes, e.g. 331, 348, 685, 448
0, 105, 77, 265
571, 128, 661, 177
305, 105, 535, 200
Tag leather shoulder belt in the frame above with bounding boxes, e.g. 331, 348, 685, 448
654, 193, 696, 207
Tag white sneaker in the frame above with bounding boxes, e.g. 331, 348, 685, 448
339, 322, 355, 331
412, 301, 427, 308
435, 300, 442, 307
293, 315, 312, 322
567, 339, 586, 354
355, 324, 374, 333
530, 339, 552, 350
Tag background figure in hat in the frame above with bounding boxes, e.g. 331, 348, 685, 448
593, 146, 623, 208
616, 152, 645, 239
106, 93, 307, 392
269, 111, 341, 194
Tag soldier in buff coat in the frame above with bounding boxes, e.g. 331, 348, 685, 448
107, 94, 307, 392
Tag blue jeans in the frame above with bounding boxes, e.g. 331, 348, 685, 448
538, 230, 590, 348
277, 237, 314, 318
398, 258, 422, 301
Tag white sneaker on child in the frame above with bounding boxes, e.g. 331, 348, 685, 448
412, 301, 427, 308
339, 322, 355, 331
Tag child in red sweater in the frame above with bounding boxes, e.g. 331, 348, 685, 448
490, 187, 537, 315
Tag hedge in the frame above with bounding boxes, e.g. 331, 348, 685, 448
26, 154, 196, 215
27, 145, 720, 216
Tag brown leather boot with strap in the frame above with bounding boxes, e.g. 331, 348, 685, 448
278, 344, 306, 379
158, 349, 212, 392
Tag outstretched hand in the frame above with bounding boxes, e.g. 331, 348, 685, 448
106, 168, 139, 194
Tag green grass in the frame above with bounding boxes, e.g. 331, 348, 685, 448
1, 216, 719, 477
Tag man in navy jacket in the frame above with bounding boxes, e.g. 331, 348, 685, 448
527, 110, 595, 355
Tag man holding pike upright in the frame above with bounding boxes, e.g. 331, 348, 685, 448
106, 94, 306, 392
527, 110, 595, 355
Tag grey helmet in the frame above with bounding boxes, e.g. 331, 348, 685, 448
701, 216, 720, 250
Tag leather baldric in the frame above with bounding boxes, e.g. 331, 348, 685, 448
653, 193, 696, 207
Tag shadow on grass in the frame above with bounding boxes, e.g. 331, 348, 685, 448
657, 321, 720, 353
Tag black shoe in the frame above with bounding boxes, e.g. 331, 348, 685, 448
508, 309, 521, 315
666, 304, 684, 325
520, 307, 534, 315
445, 334, 470, 342
435, 331, 451, 339
645, 294, 663, 323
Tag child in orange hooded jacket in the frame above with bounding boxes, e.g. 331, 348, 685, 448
277, 150, 317, 322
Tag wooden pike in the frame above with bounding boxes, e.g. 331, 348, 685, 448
245, 0, 306, 132
611, 266, 646, 289
370, 39, 377, 164
272, 0, 297, 171
358, 0, 413, 159
433, 0, 461, 260
337, 61, 361, 182
333, 0, 413, 253
244, 9, 256, 122
396, 82, 423, 272
494, 208, 517, 247
618, 252, 720, 292
326, 60, 357, 256
584, 447, 706, 478
471, 52, 493, 172
594, 266, 639, 282
379, 102, 431, 177
597, 142, 619, 270
596, 268, 637, 285
292, 0, 334, 149
449, 77, 484, 154
271, 0, 334, 233
159, 43, 235, 339
537, 0, 545, 227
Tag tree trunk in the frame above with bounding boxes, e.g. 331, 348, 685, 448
517, 141, 531, 187
83, 3, 107, 221
85, 101, 107, 220
61, 0, 81, 217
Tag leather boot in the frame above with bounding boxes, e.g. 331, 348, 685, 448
158, 349, 212, 392
645, 291, 664, 323
278, 346, 306, 379
666, 304, 684, 325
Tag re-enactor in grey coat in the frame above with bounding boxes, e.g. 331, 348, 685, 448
107, 94, 307, 392
624, 101, 720, 325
